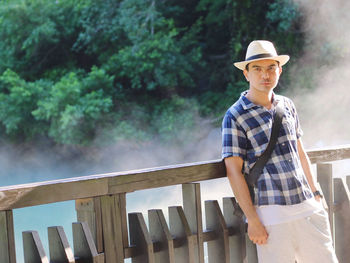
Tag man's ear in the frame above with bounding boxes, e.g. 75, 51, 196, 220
279, 66, 283, 75
243, 69, 249, 82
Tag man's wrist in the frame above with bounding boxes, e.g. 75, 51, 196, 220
313, 190, 323, 198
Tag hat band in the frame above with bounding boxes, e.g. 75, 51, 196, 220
246, 53, 275, 61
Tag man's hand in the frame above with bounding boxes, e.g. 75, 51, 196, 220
247, 218, 269, 245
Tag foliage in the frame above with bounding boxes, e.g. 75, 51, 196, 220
0, 69, 49, 139
0, 0, 306, 146
32, 67, 114, 144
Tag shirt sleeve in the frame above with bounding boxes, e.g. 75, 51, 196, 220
288, 99, 303, 139
221, 112, 247, 160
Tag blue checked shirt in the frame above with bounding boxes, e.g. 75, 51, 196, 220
222, 91, 313, 206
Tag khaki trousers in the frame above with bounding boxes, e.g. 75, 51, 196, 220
257, 209, 338, 263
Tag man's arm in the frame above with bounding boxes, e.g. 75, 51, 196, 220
224, 156, 268, 245
297, 138, 321, 201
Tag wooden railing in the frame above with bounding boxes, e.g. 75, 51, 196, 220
1, 145, 350, 263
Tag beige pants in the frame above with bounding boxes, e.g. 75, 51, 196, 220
257, 209, 338, 263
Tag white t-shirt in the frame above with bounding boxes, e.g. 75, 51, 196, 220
255, 197, 324, 226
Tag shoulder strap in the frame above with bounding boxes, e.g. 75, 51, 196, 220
246, 104, 284, 186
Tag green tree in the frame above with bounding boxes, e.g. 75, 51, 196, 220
32, 67, 114, 144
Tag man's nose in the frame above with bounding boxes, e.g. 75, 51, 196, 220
262, 70, 269, 78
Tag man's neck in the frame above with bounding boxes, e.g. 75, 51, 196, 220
246, 89, 274, 109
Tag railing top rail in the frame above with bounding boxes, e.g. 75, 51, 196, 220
0, 145, 349, 211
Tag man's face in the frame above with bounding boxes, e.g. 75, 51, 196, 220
243, 59, 282, 93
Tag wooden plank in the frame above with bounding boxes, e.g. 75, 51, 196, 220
48, 226, 75, 263
169, 206, 196, 263
307, 145, 350, 164
149, 209, 175, 263
223, 197, 245, 263
0, 178, 108, 210
317, 163, 335, 238
245, 234, 258, 263
22, 231, 49, 263
100, 194, 126, 263
182, 183, 204, 263
75, 197, 104, 253
72, 222, 104, 263
76, 198, 97, 246
108, 161, 226, 194
205, 200, 230, 263
333, 178, 350, 262
0, 210, 16, 263
119, 193, 129, 249
1, 145, 350, 211
129, 212, 155, 263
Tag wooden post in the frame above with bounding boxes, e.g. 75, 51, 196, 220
129, 212, 155, 263
223, 197, 245, 263
148, 209, 175, 263
333, 177, 350, 262
317, 163, 334, 238
245, 234, 258, 263
75, 197, 103, 253
346, 175, 350, 190
22, 231, 49, 263
182, 183, 204, 263
205, 200, 230, 263
0, 210, 16, 263
169, 206, 196, 263
48, 226, 75, 263
100, 193, 128, 263
72, 222, 104, 263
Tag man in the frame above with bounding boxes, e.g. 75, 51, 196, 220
222, 40, 338, 262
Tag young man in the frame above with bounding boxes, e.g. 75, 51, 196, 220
222, 40, 338, 262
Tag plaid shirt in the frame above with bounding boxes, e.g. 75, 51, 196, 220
222, 91, 313, 206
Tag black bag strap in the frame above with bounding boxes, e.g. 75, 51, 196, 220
246, 103, 284, 187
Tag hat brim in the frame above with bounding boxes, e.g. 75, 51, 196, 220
234, 55, 290, 70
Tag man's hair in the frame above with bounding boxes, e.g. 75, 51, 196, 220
245, 60, 280, 71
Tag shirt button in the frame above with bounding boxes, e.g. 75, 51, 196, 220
282, 143, 285, 146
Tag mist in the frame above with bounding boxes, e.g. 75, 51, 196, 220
2, 1, 350, 262
287, 0, 350, 149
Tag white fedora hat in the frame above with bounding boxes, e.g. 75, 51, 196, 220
234, 40, 290, 70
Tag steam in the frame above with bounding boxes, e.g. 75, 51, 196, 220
4, 1, 350, 261
287, 0, 350, 148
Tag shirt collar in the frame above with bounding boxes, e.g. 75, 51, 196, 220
240, 90, 280, 110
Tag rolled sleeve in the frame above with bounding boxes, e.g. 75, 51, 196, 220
221, 113, 247, 160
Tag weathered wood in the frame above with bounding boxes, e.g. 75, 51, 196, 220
205, 200, 230, 263
48, 226, 75, 263
245, 235, 258, 263
0, 146, 350, 211
182, 183, 204, 263
22, 231, 49, 263
149, 209, 175, 263
0, 178, 109, 210
169, 206, 196, 263
100, 194, 127, 263
333, 178, 350, 262
223, 197, 245, 263
0, 210, 16, 263
129, 213, 155, 263
72, 222, 104, 263
75, 197, 104, 253
307, 145, 350, 164
317, 163, 334, 237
